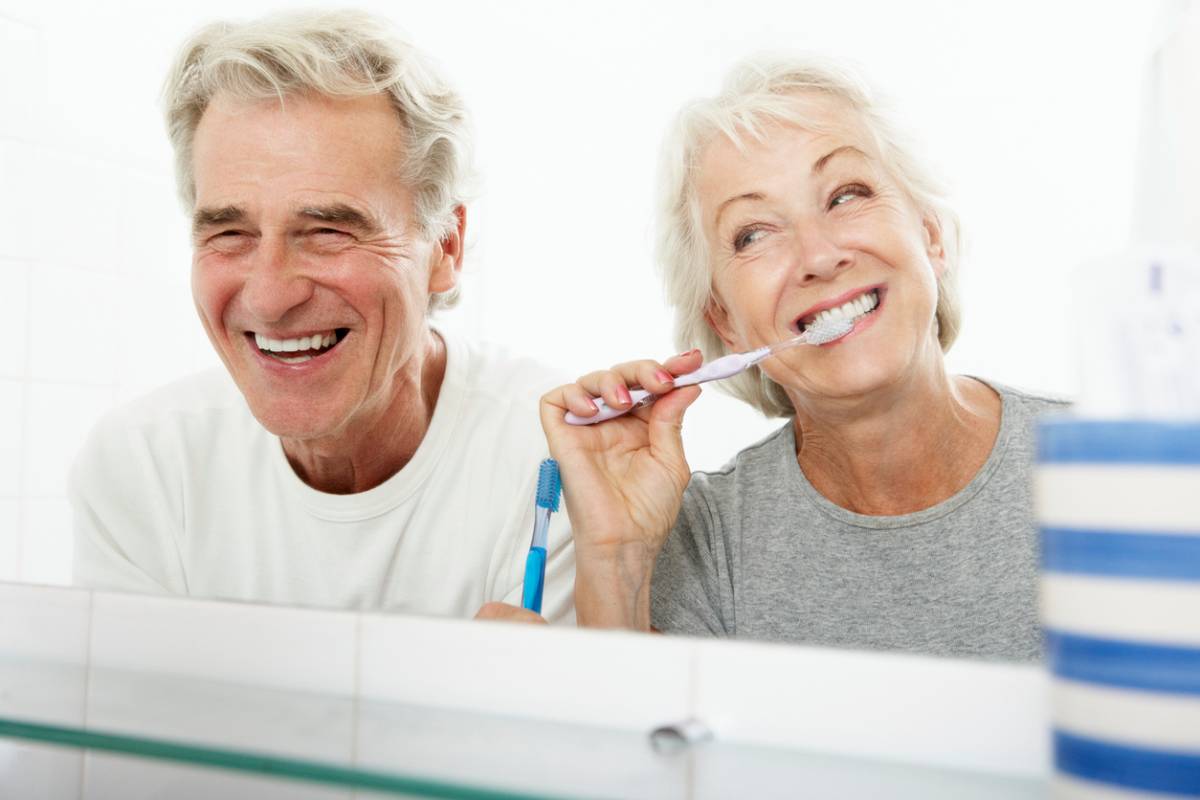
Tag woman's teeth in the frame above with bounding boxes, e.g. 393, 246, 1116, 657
255, 331, 340, 364
803, 290, 878, 331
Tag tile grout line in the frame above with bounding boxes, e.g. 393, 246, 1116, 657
13, 258, 33, 580
350, 610, 363, 797
686, 643, 699, 800
78, 588, 95, 800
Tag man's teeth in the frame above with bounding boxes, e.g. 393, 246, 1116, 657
254, 331, 340, 364
806, 290, 878, 328
255, 331, 339, 354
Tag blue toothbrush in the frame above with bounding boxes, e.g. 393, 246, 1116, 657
521, 459, 561, 614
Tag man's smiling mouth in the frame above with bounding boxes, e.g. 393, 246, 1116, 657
250, 329, 348, 364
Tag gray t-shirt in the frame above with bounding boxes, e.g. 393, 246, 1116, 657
650, 380, 1068, 661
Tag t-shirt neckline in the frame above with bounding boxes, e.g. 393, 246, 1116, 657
784, 377, 1014, 530
269, 324, 469, 522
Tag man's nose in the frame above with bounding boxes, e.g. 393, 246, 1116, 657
791, 220, 853, 284
240, 236, 315, 323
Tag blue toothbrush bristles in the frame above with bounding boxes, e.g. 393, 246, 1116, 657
536, 458, 561, 512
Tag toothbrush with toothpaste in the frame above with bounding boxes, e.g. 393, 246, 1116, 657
565, 317, 853, 426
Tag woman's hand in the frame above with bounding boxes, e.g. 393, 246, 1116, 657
540, 350, 704, 630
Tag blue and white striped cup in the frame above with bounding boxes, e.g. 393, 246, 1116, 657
1036, 418, 1200, 798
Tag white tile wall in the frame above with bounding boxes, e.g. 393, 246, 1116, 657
33, 152, 125, 274
0, 580, 90, 670
21, 496, 72, 585
84, 752, 349, 800
89, 591, 358, 695
0, 260, 29, 378
0, 498, 18, 580
0, 741, 83, 800
0, 9, 209, 586
359, 613, 694, 730
0, 378, 22, 493
29, 265, 122, 385
23, 382, 114, 498
0, 15, 41, 142
691, 637, 1052, 778
0, 139, 39, 261
0, 581, 90, 795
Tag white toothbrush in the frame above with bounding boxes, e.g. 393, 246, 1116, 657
565, 317, 854, 425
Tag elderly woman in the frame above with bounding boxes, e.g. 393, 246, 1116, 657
541, 56, 1066, 661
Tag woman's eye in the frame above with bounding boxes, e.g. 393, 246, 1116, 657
829, 184, 871, 209
733, 227, 767, 251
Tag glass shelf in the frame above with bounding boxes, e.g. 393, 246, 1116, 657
1, 654, 1043, 800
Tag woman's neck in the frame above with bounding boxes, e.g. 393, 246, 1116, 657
790, 369, 1001, 516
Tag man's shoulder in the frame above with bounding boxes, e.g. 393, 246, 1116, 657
459, 337, 571, 403
107, 368, 246, 426
71, 368, 256, 496
86, 368, 252, 452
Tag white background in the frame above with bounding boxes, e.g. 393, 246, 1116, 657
0, 0, 1161, 585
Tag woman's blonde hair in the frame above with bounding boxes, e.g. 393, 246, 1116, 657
162, 9, 473, 310
656, 54, 963, 417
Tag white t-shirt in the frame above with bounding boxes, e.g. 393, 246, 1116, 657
69, 329, 576, 622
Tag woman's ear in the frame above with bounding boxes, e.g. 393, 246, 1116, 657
703, 294, 739, 350
922, 213, 947, 278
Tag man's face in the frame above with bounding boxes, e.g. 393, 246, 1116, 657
190, 91, 459, 441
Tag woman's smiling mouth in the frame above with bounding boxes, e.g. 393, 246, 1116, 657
796, 287, 882, 334
249, 328, 349, 364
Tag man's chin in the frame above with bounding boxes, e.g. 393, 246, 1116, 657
246, 403, 347, 443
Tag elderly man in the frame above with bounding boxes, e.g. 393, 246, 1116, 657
69, 10, 572, 621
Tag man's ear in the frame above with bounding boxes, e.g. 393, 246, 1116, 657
922, 212, 946, 278
703, 293, 739, 350
429, 205, 466, 294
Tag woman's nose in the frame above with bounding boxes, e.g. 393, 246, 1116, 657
240, 237, 315, 323
792, 221, 853, 283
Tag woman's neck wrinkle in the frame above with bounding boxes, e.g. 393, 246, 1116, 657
793, 374, 999, 516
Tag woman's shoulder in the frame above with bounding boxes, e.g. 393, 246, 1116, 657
686, 420, 796, 501
975, 377, 1072, 419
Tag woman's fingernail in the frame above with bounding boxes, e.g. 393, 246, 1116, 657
587, 398, 598, 412
617, 386, 632, 404
676, 348, 699, 359
656, 370, 674, 384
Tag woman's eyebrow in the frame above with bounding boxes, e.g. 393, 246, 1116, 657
714, 192, 764, 228
812, 145, 868, 174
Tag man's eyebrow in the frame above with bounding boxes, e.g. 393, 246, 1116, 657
298, 204, 380, 234
812, 145, 868, 174
192, 205, 245, 235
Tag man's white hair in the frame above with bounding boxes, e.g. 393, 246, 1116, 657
655, 54, 964, 418
163, 8, 473, 310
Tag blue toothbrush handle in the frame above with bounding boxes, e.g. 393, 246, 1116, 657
521, 546, 547, 613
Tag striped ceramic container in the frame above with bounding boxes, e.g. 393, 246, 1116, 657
1036, 418, 1200, 798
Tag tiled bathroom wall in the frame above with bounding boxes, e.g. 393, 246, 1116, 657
0, 10, 217, 585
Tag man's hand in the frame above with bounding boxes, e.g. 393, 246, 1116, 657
474, 602, 548, 625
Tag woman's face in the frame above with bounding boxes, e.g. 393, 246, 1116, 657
696, 92, 947, 408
